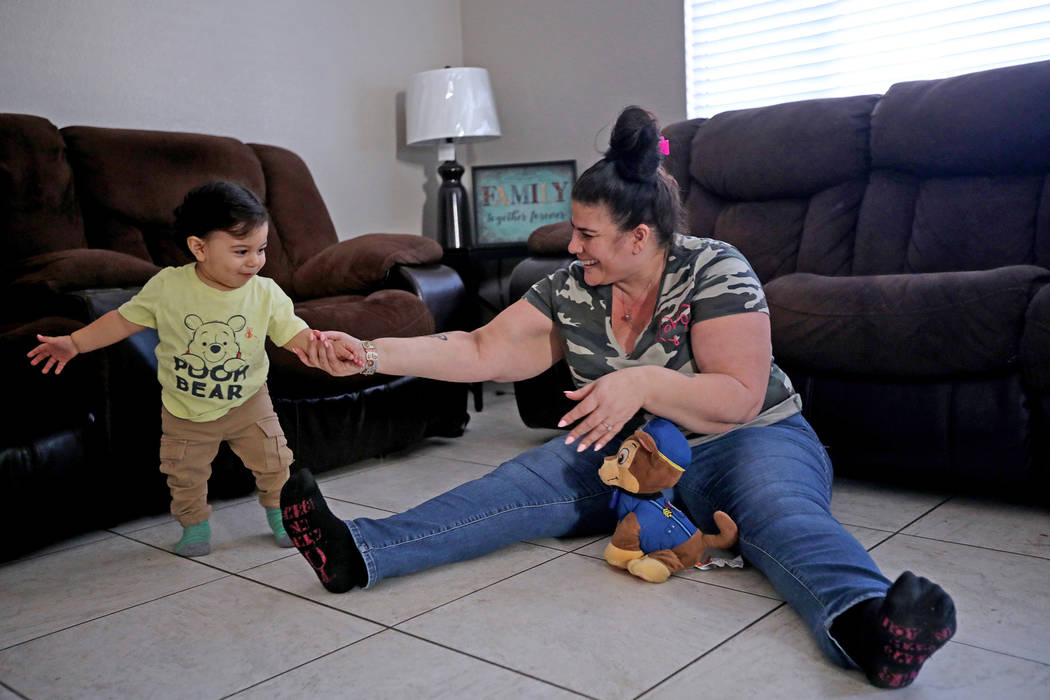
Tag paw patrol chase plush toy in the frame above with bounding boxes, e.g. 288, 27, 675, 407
598, 418, 738, 583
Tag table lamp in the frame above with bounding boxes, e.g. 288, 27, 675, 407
406, 66, 501, 248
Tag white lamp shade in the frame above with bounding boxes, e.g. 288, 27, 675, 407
405, 67, 501, 146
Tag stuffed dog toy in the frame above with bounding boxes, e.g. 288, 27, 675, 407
598, 418, 738, 583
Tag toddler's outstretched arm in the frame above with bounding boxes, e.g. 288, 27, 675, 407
27, 310, 145, 375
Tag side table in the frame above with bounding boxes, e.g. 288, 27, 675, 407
441, 242, 531, 409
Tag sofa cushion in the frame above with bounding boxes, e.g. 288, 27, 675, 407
908, 175, 1045, 273
766, 265, 1050, 376
856, 171, 1049, 277
1, 114, 87, 262
61, 125, 266, 267
292, 233, 442, 299
690, 95, 877, 201
293, 288, 435, 340
682, 96, 875, 281
14, 249, 160, 292
249, 143, 340, 291
713, 199, 807, 282
661, 118, 705, 202
871, 60, 1050, 177
267, 288, 436, 399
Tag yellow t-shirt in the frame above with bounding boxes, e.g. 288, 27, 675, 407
118, 264, 309, 422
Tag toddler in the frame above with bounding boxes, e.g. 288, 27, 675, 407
29, 181, 318, 556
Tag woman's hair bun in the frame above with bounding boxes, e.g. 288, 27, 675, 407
604, 105, 662, 183
573, 104, 682, 246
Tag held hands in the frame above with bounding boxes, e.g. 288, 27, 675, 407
292, 329, 367, 376
559, 368, 648, 452
27, 334, 79, 375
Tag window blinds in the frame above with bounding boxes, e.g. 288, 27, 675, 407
685, 0, 1050, 118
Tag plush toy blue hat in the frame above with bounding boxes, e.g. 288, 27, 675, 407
640, 418, 689, 472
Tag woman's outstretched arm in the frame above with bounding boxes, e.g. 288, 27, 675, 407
298, 298, 563, 384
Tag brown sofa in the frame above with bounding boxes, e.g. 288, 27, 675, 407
1, 114, 470, 559
510, 59, 1050, 497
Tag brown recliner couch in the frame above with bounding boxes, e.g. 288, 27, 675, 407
510, 59, 1050, 497
1, 114, 469, 559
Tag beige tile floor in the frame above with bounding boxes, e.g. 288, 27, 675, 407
2, 384, 1049, 699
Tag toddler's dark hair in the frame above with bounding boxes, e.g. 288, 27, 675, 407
173, 181, 269, 240
572, 106, 683, 246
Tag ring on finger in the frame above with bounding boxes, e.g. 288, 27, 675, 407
601, 422, 613, 431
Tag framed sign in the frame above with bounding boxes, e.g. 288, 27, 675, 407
471, 160, 576, 247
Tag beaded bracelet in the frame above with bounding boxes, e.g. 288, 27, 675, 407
362, 340, 378, 375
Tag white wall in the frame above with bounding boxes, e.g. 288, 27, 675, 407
460, 0, 686, 186
1, 0, 689, 241
0, 0, 462, 240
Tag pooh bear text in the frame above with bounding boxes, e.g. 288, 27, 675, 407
172, 314, 251, 400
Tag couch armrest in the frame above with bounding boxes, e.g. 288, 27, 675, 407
292, 233, 442, 299
68, 287, 161, 369
766, 266, 1050, 377
509, 255, 573, 303
8, 249, 160, 323
388, 263, 466, 333
526, 220, 572, 255
1022, 283, 1050, 392
14, 249, 160, 290
1, 316, 100, 444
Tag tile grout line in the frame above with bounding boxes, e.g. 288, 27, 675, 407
895, 494, 955, 533
0, 543, 228, 653
3, 531, 120, 565
218, 629, 388, 699
223, 544, 602, 697
886, 532, 1050, 562
631, 601, 789, 700
220, 567, 393, 628
390, 550, 581, 628
383, 548, 782, 699
569, 547, 787, 602
945, 638, 1050, 667
224, 552, 595, 697
390, 627, 597, 700
0, 679, 31, 700
3, 532, 325, 654
847, 494, 1050, 561
317, 496, 398, 515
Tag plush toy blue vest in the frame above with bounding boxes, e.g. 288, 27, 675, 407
610, 491, 698, 552
609, 418, 697, 552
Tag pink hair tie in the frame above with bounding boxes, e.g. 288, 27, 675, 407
659, 136, 670, 156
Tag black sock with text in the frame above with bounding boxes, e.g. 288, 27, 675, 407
280, 468, 365, 593
832, 571, 956, 688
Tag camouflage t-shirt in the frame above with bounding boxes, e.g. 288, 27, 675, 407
523, 234, 801, 445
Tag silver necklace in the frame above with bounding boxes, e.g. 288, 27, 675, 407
618, 277, 657, 322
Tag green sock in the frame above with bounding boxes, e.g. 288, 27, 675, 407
266, 507, 293, 547
175, 521, 211, 557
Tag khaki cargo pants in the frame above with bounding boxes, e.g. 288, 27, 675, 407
159, 386, 293, 526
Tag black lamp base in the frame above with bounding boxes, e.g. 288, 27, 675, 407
437, 160, 471, 249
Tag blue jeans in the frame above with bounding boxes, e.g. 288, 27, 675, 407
345, 413, 889, 668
